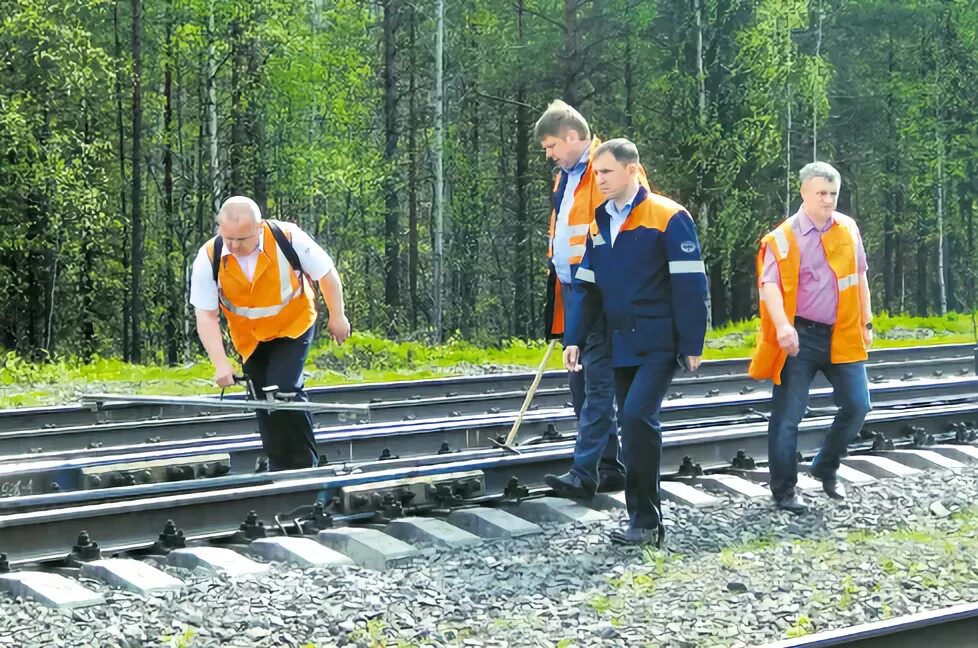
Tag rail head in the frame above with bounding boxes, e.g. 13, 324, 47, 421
760, 601, 978, 647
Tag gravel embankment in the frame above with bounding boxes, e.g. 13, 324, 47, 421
1, 467, 977, 647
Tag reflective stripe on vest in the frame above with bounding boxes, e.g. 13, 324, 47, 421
771, 216, 795, 260
838, 273, 859, 291
575, 267, 596, 283
218, 234, 303, 319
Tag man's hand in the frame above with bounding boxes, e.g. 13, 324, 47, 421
327, 313, 352, 344
863, 326, 874, 349
214, 359, 236, 388
776, 323, 800, 356
564, 345, 582, 372
685, 355, 702, 372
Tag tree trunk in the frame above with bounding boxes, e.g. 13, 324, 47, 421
164, 14, 178, 364
249, 34, 268, 215
513, 0, 530, 339
130, 0, 144, 364
562, 0, 580, 106
382, 0, 401, 330
114, 0, 131, 359
694, 0, 713, 328
624, 31, 635, 131
432, 0, 445, 341
229, 20, 248, 195
207, 1, 221, 217
407, 6, 420, 330
916, 231, 928, 315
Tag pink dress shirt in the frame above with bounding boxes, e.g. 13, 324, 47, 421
761, 208, 868, 325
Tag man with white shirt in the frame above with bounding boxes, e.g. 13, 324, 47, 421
189, 196, 351, 470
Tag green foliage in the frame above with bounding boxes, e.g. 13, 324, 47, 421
2, 0, 978, 364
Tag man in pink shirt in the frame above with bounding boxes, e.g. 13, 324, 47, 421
758, 162, 873, 513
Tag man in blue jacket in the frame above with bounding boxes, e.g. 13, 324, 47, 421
564, 138, 709, 546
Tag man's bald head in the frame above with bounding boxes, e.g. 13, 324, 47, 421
217, 196, 263, 256
218, 196, 262, 225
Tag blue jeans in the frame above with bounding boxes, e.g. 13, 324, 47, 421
768, 322, 872, 500
243, 325, 319, 471
562, 283, 623, 490
614, 353, 676, 529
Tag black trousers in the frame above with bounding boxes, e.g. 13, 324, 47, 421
243, 326, 319, 471
613, 353, 676, 530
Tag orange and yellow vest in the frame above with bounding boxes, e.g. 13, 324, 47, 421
206, 221, 316, 361
545, 138, 649, 337
748, 213, 867, 384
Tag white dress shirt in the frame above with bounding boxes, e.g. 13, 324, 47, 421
189, 221, 335, 311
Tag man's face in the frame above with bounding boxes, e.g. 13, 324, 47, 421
800, 176, 839, 220
593, 152, 636, 200
540, 130, 584, 169
220, 216, 261, 256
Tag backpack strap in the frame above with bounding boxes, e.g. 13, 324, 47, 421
210, 236, 224, 284
267, 220, 304, 276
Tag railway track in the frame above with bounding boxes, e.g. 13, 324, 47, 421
1, 343, 972, 433
1, 397, 976, 566
0, 376, 975, 497
0, 342, 976, 639
762, 600, 978, 647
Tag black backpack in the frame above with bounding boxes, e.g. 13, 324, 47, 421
211, 220, 303, 283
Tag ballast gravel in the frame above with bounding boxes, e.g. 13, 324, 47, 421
1, 466, 978, 647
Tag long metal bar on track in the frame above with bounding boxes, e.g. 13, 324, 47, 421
760, 601, 978, 647
80, 393, 370, 414
2, 374, 976, 465
0, 400, 976, 564
0, 378, 975, 497
0, 344, 973, 432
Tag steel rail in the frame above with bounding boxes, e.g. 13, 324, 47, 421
0, 343, 973, 432
0, 399, 976, 565
1, 370, 975, 464
760, 600, 978, 647
1, 377, 975, 497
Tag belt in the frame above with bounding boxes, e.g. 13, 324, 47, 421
795, 316, 834, 333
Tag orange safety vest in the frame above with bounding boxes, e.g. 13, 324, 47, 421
206, 221, 317, 361
546, 138, 649, 336
747, 212, 867, 384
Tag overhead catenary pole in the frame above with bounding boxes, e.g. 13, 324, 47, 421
433, 0, 445, 342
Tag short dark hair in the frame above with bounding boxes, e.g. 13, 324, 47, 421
594, 138, 640, 165
533, 99, 591, 141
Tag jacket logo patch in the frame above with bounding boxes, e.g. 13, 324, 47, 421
680, 241, 697, 253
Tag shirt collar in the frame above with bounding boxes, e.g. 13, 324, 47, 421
605, 186, 641, 218
796, 207, 834, 235
562, 145, 591, 175
220, 222, 265, 257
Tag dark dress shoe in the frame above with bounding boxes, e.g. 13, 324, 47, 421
821, 478, 846, 500
544, 472, 595, 499
775, 489, 809, 514
597, 471, 626, 493
610, 524, 665, 548
811, 469, 847, 500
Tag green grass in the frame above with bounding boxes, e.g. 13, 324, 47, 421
1, 311, 975, 407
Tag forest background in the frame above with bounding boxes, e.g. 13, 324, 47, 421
2, 0, 977, 386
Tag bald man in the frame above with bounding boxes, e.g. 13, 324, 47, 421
189, 196, 351, 471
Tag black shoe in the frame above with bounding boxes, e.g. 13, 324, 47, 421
775, 489, 809, 514
811, 470, 846, 500
610, 524, 665, 547
821, 478, 846, 500
597, 471, 626, 493
544, 472, 595, 499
